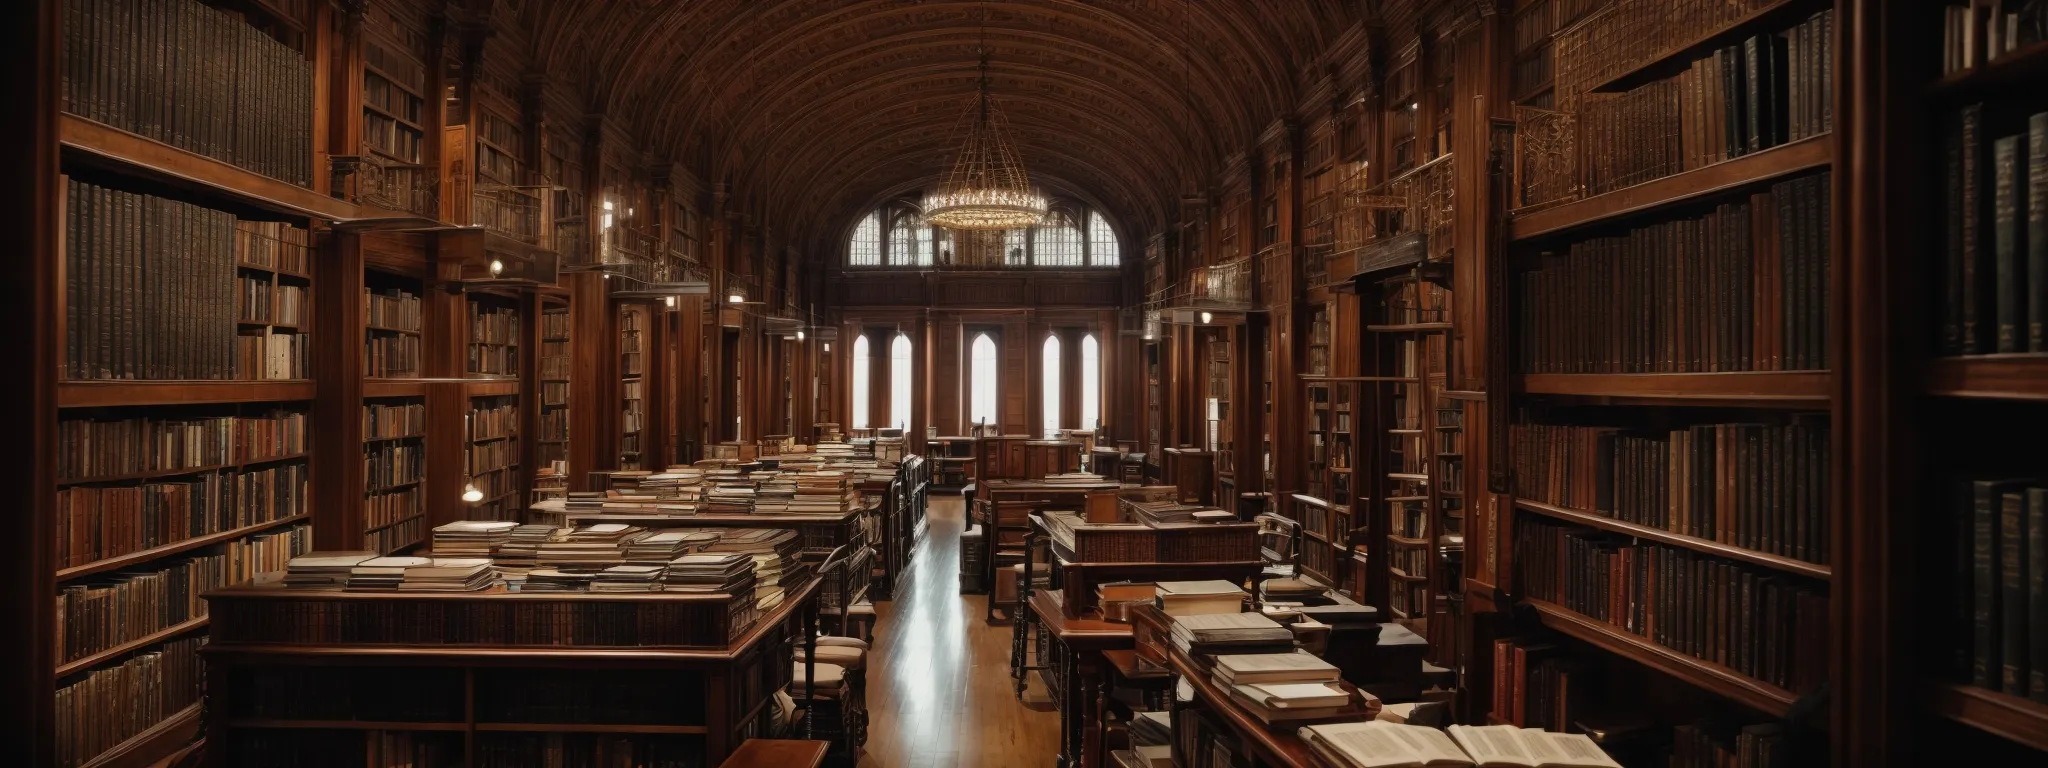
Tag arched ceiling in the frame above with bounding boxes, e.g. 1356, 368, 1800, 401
500, 0, 1358, 258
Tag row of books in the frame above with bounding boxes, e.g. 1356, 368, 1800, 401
55, 635, 205, 768
363, 70, 424, 124
1510, 418, 1832, 565
236, 275, 308, 325
1579, 11, 1833, 197
1516, 172, 1832, 374
1940, 107, 2048, 355
364, 112, 423, 164
1514, 517, 1829, 694
1954, 477, 2048, 701
541, 341, 571, 381
1942, 1, 2047, 76
55, 464, 307, 569
56, 409, 306, 481
233, 221, 310, 273
365, 287, 422, 332
60, 0, 316, 187
363, 401, 425, 439
469, 437, 520, 477
469, 304, 521, 346
57, 548, 236, 664
1490, 638, 1587, 734
541, 380, 569, 408
365, 333, 421, 378
364, 442, 424, 492
235, 327, 310, 380
364, 515, 425, 555
542, 308, 570, 340
467, 344, 520, 376
65, 180, 243, 381
470, 399, 518, 441
365, 486, 420, 530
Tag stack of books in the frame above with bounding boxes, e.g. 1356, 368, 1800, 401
493, 524, 558, 576
753, 474, 796, 513
1170, 611, 1295, 656
1156, 580, 1249, 616
663, 553, 757, 594
395, 558, 496, 592
1259, 578, 1324, 604
706, 528, 807, 610
431, 520, 518, 556
344, 556, 431, 591
705, 483, 756, 514
791, 472, 856, 513
590, 564, 665, 593
623, 530, 719, 562
1213, 651, 1366, 724
536, 524, 642, 569
283, 552, 377, 590
564, 491, 608, 513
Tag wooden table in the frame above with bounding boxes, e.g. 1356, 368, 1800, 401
718, 738, 830, 768
969, 478, 1126, 622
1130, 604, 1354, 768
1027, 590, 1132, 768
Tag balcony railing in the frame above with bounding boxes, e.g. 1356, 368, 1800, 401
472, 185, 550, 247
336, 150, 437, 218
1189, 258, 1255, 309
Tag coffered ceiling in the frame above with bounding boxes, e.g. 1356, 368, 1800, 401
498, 0, 1359, 255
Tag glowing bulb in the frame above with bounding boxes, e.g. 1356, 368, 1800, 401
1200, 311, 1213, 324
1409, 102, 1420, 111
461, 484, 484, 503
728, 294, 744, 304
665, 295, 676, 307
823, 342, 830, 352
796, 330, 805, 341
488, 259, 504, 276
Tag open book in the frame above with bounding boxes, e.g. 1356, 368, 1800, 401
1444, 725, 1623, 768
1298, 721, 1476, 768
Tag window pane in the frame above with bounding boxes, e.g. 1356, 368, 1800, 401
889, 216, 928, 266
891, 333, 913, 430
971, 334, 998, 428
851, 335, 870, 429
1035, 214, 1082, 267
848, 212, 881, 266
1042, 335, 1062, 438
1080, 334, 1100, 431
1088, 212, 1120, 266
1004, 230, 1027, 266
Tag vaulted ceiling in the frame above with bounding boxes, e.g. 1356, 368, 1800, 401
498, 0, 1360, 257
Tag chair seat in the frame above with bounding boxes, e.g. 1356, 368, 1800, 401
848, 600, 876, 616
797, 644, 866, 670
815, 636, 869, 651
791, 662, 847, 699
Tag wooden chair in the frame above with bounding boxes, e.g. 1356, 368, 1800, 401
983, 498, 1048, 623
1255, 512, 1302, 580
791, 545, 869, 760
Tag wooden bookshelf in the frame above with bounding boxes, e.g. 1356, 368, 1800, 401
1928, 40, 2048, 100
55, 616, 210, 678
466, 392, 522, 521
57, 379, 315, 408
78, 703, 203, 768
1524, 598, 1800, 717
59, 115, 360, 223
1509, 134, 1833, 241
1514, 499, 1831, 579
1518, 371, 1831, 403
53, 513, 312, 583
1923, 681, 2048, 753
1923, 355, 2048, 401
1583, 0, 1823, 94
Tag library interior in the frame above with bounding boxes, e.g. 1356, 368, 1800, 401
7, 1, 2048, 767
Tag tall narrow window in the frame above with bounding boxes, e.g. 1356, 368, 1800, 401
970, 333, 998, 428
1004, 229, 1028, 266
1042, 335, 1062, 438
1035, 214, 1083, 267
889, 216, 929, 266
1088, 212, 1120, 266
890, 333, 913, 430
1080, 334, 1100, 431
848, 211, 881, 266
851, 334, 870, 429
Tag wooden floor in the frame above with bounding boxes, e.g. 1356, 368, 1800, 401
856, 495, 1060, 768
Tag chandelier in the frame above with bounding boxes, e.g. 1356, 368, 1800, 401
922, 34, 1047, 230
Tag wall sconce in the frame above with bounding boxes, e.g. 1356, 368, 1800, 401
823, 342, 830, 352
796, 330, 805, 341
1199, 311, 1213, 324
488, 259, 504, 276
461, 483, 484, 503
665, 295, 677, 308
728, 294, 744, 304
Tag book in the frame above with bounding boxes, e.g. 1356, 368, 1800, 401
1297, 721, 1475, 768
1994, 134, 2028, 352
1170, 611, 1294, 655
1232, 681, 1352, 709
1444, 725, 1623, 768
1211, 650, 1340, 686
2031, 112, 2048, 351
1155, 579, 1248, 616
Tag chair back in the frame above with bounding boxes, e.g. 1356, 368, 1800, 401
1254, 512, 1301, 573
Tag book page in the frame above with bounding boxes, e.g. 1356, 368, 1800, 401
1520, 731, 1623, 768
1446, 725, 1536, 768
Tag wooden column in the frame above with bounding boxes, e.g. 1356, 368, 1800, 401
4, 4, 60, 762
316, 0, 357, 197
312, 231, 368, 549
675, 295, 705, 460
565, 271, 612, 489
641, 299, 669, 467
517, 291, 542, 509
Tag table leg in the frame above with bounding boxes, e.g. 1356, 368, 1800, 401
1082, 661, 1106, 768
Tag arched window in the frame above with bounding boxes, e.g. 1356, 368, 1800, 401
970, 333, 998, 428
889, 215, 930, 266
1035, 213, 1083, 267
848, 211, 881, 266
850, 334, 870, 429
1080, 334, 1100, 431
890, 333, 913, 430
1042, 335, 1062, 438
1087, 212, 1120, 266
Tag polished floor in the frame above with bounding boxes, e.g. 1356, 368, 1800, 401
856, 495, 1061, 768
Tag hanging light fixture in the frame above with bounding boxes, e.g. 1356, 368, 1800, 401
921, 6, 1048, 231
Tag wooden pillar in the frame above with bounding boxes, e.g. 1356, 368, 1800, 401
312, 231, 368, 549
517, 291, 541, 509
675, 295, 705, 460
317, 0, 359, 197
565, 271, 612, 489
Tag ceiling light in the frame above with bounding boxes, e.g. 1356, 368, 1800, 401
462, 484, 484, 503
729, 294, 744, 304
920, 32, 1047, 230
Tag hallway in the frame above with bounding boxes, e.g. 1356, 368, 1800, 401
856, 495, 1060, 768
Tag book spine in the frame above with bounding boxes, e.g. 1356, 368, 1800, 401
2004, 489, 2031, 695
2030, 113, 2048, 352
1962, 104, 1987, 353
1975, 481, 2005, 689
1995, 135, 2026, 353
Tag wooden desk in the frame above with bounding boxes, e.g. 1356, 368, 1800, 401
1028, 590, 1133, 768
203, 579, 823, 767
971, 478, 1125, 622
1130, 604, 1345, 768
718, 738, 830, 768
